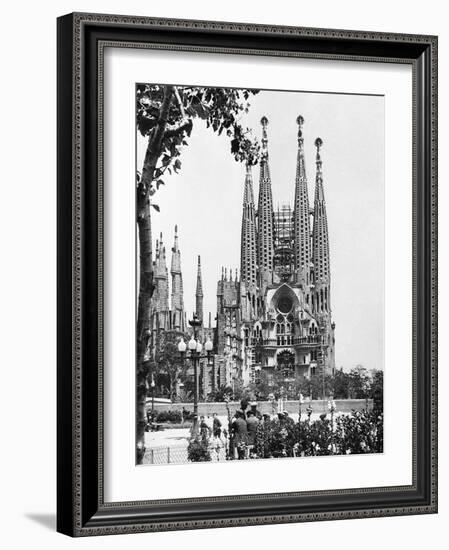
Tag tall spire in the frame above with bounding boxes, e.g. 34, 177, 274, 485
170, 225, 184, 326
293, 115, 312, 287
153, 232, 169, 312
240, 163, 258, 287
257, 116, 275, 283
195, 255, 203, 324
312, 138, 331, 315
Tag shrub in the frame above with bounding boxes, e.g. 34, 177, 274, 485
155, 410, 182, 423
187, 435, 211, 462
334, 410, 383, 454
254, 410, 383, 459
181, 409, 196, 421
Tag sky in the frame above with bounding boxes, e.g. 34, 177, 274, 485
137, 88, 385, 372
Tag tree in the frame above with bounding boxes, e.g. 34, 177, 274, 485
248, 369, 286, 400
207, 385, 234, 402
348, 365, 370, 399
369, 369, 384, 413
154, 330, 189, 401
369, 369, 383, 396
135, 85, 260, 462
329, 368, 350, 399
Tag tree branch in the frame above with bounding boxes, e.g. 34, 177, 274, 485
140, 85, 174, 193
164, 119, 192, 139
173, 86, 186, 118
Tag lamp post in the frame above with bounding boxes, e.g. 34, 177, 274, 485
328, 397, 336, 453
298, 393, 304, 422
178, 314, 213, 434
150, 373, 156, 420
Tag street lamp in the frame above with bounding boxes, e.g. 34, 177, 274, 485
150, 373, 156, 420
178, 314, 214, 434
205, 337, 213, 353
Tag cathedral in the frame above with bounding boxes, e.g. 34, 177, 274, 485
215, 115, 336, 392
148, 115, 335, 398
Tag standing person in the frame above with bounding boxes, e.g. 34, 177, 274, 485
199, 415, 211, 439
232, 411, 248, 459
211, 413, 223, 460
246, 410, 260, 458
240, 398, 249, 419
250, 401, 262, 420
224, 395, 234, 460
206, 414, 214, 434
212, 413, 222, 438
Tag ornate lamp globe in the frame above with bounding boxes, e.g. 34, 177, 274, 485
196, 341, 203, 353
178, 338, 187, 353
205, 337, 213, 352
188, 336, 197, 351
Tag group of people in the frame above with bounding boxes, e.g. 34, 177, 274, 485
196, 402, 296, 460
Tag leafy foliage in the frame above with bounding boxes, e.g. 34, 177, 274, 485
187, 434, 211, 462
136, 84, 261, 201
186, 410, 383, 462
334, 410, 383, 454
154, 410, 183, 423
152, 330, 189, 400
247, 367, 383, 401
207, 385, 234, 403
254, 410, 383, 459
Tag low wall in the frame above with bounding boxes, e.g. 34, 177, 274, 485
148, 399, 373, 416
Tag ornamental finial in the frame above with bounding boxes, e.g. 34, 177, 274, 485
172, 225, 179, 253
296, 115, 305, 140
260, 116, 269, 158
315, 137, 323, 174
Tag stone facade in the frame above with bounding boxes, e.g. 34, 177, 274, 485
147, 231, 214, 399
214, 116, 336, 391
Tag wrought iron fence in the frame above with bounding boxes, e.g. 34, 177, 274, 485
143, 445, 227, 465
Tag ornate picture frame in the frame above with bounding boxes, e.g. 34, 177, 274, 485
57, 12, 437, 536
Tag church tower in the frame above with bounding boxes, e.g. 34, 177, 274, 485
153, 232, 169, 314
170, 225, 184, 330
257, 116, 275, 286
312, 138, 331, 316
195, 255, 204, 324
293, 115, 312, 288
240, 163, 258, 288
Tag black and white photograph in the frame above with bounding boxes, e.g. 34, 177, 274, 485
136, 84, 384, 465
0, 0, 442, 544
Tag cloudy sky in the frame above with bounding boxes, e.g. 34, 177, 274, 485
137, 88, 384, 372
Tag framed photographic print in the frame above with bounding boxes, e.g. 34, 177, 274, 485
57, 12, 438, 536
